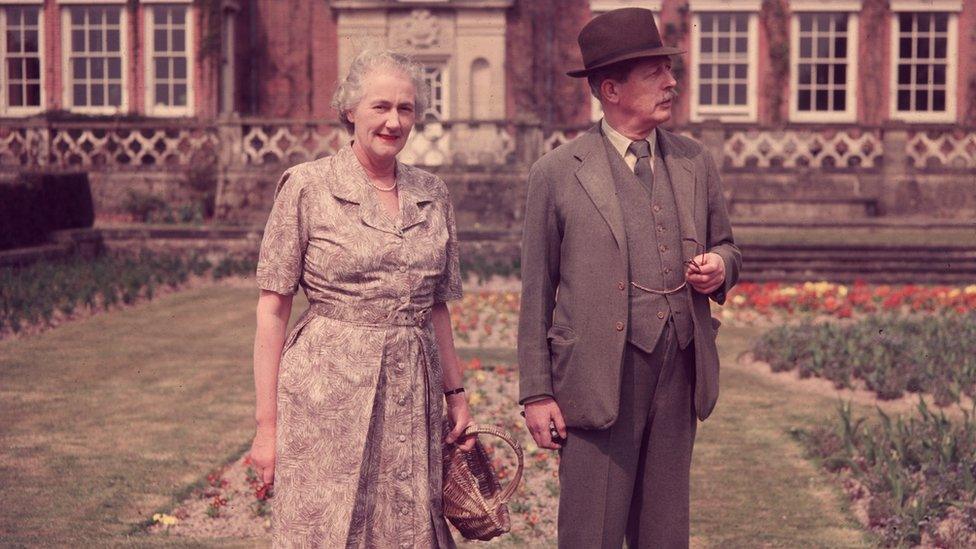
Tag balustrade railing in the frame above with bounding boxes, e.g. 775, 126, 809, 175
1, 118, 973, 173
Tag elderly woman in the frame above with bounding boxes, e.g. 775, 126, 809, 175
247, 50, 473, 548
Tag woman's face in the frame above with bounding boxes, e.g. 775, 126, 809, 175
347, 69, 417, 165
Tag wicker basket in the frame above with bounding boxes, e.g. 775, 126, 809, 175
442, 423, 524, 541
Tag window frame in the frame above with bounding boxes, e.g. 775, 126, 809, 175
0, 2, 45, 116
143, 3, 194, 117
420, 62, 449, 122
60, 3, 129, 114
788, 9, 859, 123
689, 9, 760, 122
888, 8, 959, 123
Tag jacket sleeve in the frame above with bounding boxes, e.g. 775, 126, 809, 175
702, 148, 741, 305
517, 159, 562, 404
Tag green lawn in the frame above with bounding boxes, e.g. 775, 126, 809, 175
0, 286, 874, 547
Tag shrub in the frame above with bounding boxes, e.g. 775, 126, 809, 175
0, 172, 95, 251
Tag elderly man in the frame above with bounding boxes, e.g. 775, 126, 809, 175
517, 7, 741, 548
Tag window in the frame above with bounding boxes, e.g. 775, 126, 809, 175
145, 5, 192, 115
690, 10, 758, 121
63, 6, 126, 113
1, 5, 42, 114
791, 12, 857, 121
421, 65, 446, 121
890, 11, 957, 121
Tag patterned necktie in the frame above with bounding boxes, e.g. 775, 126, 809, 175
627, 139, 653, 194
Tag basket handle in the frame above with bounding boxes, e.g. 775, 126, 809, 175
461, 424, 524, 504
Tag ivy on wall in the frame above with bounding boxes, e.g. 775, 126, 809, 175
197, 0, 223, 63
860, 0, 888, 125
761, 0, 789, 124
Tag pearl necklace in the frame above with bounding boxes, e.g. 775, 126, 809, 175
366, 178, 397, 192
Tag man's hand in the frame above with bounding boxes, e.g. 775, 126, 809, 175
523, 397, 567, 450
686, 252, 725, 295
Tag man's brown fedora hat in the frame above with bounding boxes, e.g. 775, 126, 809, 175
567, 7, 685, 78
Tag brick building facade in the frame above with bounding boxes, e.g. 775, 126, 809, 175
3, 0, 973, 127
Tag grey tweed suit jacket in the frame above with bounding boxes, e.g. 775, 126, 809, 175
517, 124, 741, 427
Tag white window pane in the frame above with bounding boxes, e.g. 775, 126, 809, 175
700, 84, 712, 105
8, 58, 22, 79
156, 58, 169, 79
107, 30, 120, 52
25, 58, 39, 80
174, 84, 187, 106
108, 84, 122, 106
173, 58, 187, 79
7, 30, 21, 53
93, 85, 105, 106
155, 84, 169, 105
72, 59, 86, 79
89, 30, 103, 53
154, 29, 167, 51
74, 84, 86, 106
108, 58, 121, 79
173, 30, 185, 52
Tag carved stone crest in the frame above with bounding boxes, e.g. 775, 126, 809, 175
390, 9, 444, 50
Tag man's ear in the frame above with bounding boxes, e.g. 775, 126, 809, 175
600, 79, 618, 105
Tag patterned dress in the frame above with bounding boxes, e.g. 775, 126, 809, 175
256, 146, 462, 549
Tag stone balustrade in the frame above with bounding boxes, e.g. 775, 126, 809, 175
2, 118, 973, 173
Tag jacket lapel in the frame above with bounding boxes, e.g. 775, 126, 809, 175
658, 129, 698, 243
573, 125, 626, 249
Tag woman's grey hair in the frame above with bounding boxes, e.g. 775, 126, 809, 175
331, 50, 430, 133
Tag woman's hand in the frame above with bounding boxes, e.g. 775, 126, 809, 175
445, 394, 476, 452
249, 427, 276, 485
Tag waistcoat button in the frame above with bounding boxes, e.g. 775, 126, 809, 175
615, 321, 624, 331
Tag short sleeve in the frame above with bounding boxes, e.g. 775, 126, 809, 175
255, 170, 308, 295
433, 198, 463, 303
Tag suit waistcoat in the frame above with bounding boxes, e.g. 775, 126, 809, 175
603, 136, 694, 352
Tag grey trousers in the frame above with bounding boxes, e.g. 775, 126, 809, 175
557, 322, 698, 549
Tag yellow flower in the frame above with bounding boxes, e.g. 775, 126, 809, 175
948, 289, 961, 298
732, 295, 746, 305
779, 287, 798, 297
469, 392, 484, 406
837, 285, 848, 297
474, 371, 487, 383
153, 513, 179, 526
965, 285, 976, 295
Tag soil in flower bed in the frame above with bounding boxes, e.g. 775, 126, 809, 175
147, 358, 559, 546
799, 400, 976, 548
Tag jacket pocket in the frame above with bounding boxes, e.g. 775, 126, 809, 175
548, 324, 577, 390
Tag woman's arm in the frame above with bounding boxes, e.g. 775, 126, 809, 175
430, 302, 475, 451
249, 289, 294, 484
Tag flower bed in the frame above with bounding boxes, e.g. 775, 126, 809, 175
722, 281, 976, 322
0, 252, 257, 338
752, 315, 976, 406
800, 401, 976, 547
